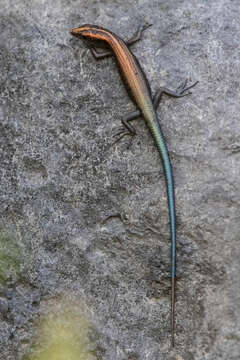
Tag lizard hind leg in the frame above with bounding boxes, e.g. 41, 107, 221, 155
112, 110, 141, 146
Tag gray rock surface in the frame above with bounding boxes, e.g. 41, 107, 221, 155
0, 0, 240, 358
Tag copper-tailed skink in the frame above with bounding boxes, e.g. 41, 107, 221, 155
70, 23, 197, 347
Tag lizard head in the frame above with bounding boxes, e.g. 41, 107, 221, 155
70, 24, 107, 41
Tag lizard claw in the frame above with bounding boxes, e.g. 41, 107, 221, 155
112, 128, 134, 147
113, 127, 128, 138
141, 22, 153, 31
176, 79, 199, 97
177, 79, 188, 92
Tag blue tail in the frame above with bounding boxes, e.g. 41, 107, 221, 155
150, 117, 176, 346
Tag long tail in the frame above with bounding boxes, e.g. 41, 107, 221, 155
164, 147, 176, 348
151, 118, 176, 347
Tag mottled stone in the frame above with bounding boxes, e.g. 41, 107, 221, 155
0, 0, 240, 359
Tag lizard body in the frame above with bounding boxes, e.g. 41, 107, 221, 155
71, 23, 197, 346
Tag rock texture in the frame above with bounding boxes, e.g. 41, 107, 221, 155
0, 0, 240, 359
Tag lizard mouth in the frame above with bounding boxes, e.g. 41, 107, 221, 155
70, 28, 83, 37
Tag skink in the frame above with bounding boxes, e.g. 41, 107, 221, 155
70, 23, 197, 347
